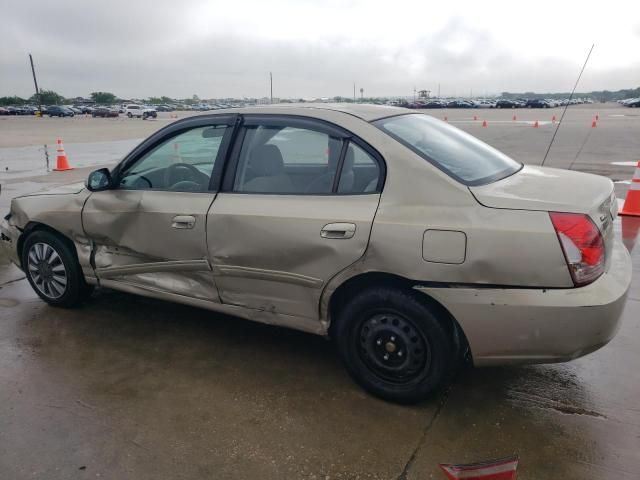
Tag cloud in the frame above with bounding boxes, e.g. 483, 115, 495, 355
2, 0, 639, 99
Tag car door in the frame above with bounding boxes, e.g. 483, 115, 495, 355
82, 115, 237, 302
206, 114, 384, 320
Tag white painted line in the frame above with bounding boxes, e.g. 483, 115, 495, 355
608, 114, 626, 117
611, 161, 639, 166
615, 180, 631, 184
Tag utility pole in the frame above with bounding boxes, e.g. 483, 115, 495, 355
270, 72, 273, 104
28, 53, 42, 113
437, 83, 441, 98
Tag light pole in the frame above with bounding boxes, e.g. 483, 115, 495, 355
28, 53, 42, 114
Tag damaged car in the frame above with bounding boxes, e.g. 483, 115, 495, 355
0, 104, 632, 403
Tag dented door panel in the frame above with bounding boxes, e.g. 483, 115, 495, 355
82, 190, 219, 301
206, 194, 380, 319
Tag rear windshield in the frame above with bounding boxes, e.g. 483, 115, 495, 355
374, 114, 522, 185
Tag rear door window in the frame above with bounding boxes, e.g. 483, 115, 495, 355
233, 125, 342, 194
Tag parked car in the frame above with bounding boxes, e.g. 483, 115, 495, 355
92, 107, 119, 118
74, 105, 94, 114
525, 99, 551, 108
495, 99, 519, 108
7, 106, 29, 115
0, 105, 630, 404
47, 106, 75, 117
0, 107, 9, 115
124, 104, 157, 119
447, 100, 475, 108
624, 98, 640, 107
419, 101, 448, 109
473, 100, 495, 108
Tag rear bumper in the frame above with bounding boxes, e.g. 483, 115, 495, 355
416, 238, 632, 366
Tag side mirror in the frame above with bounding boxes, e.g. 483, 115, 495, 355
86, 168, 113, 191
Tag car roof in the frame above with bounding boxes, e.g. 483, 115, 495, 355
211, 103, 410, 122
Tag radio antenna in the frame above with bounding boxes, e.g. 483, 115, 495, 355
541, 43, 595, 167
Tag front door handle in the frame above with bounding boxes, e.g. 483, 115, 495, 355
321, 222, 356, 239
172, 215, 196, 229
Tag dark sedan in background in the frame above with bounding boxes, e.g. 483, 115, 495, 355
526, 99, 551, 108
47, 106, 75, 117
92, 107, 119, 118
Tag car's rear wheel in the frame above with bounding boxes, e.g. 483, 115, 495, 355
334, 287, 453, 404
22, 230, 93, 307
127, 112, 132, 118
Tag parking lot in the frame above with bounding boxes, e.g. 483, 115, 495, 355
1, 104, 639, 479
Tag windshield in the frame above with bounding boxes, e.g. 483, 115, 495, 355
374, 114, 522, 185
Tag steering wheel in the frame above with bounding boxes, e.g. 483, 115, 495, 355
164, 163, 206, 190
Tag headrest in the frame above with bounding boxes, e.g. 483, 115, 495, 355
249, 144, 284, 176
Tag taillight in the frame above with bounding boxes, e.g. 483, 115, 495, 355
550, 212, 605, 286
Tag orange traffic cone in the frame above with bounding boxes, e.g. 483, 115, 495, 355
552, 115, 556, 123
591, 119, 597, 128
533, 120, 539, 128
512, 115, 517, 121
595, 114, 599, 121
619, 161, 640, 217
482, 120, 487, 127
53, 138, 73, 171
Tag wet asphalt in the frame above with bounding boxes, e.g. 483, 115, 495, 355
1, 105, 639, 479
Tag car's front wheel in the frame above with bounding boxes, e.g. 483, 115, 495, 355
334, 287, 453, 404
22, 230, 93, 307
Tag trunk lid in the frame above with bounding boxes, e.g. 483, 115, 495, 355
469, 165, 613, 213
470, 165, 617, 272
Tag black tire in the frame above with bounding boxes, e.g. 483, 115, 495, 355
22, 230, 93, 308
334, 287, 453, 404
127, 112, 133, 118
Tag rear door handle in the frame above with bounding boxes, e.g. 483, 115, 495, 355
172, 215, 196, 229
321, 222, 356, 239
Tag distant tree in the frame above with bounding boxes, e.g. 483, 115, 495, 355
160, 96, 173, 103
192, 94, 200, 102
0, 96, 27, 106
29, 89, 64, 105
90, 91, 117, 104
148, 97, 162, 104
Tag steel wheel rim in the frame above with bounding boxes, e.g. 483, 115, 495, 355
27, 242, 67, 299
357, 311, 430, 384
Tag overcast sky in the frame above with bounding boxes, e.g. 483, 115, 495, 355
2, 0, 639, 99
